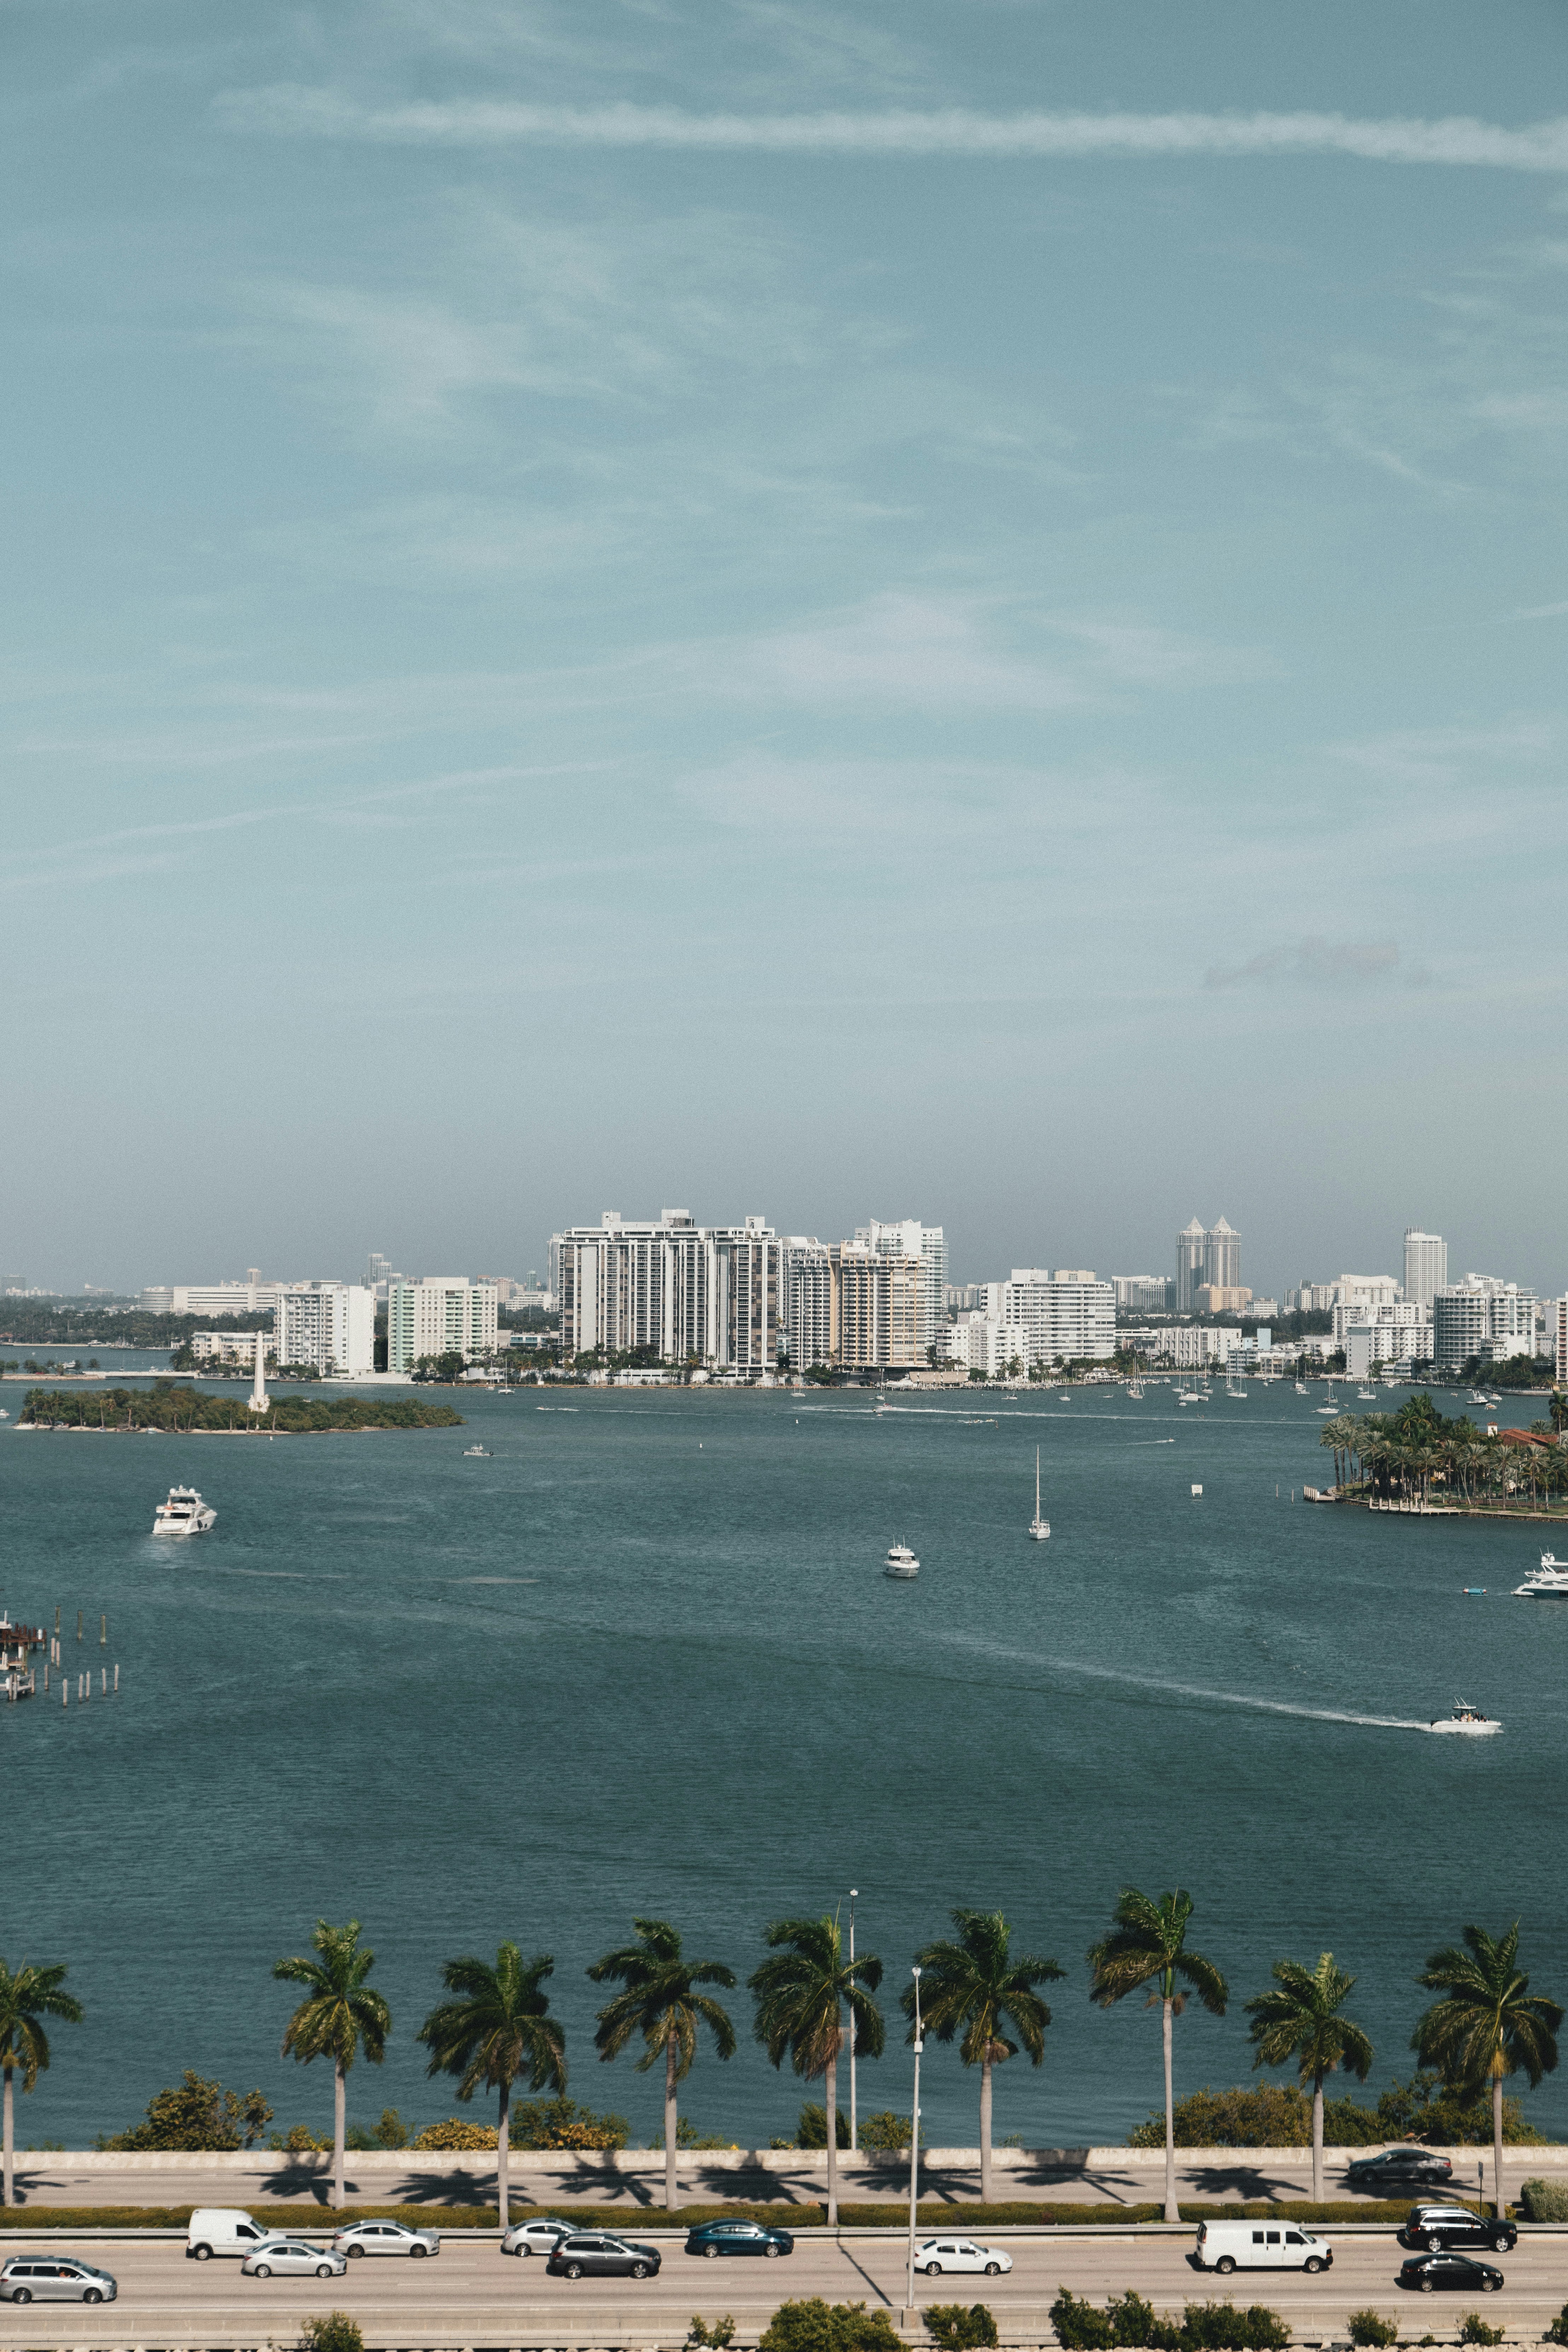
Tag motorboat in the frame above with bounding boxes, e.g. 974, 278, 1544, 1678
1357, 1387, 1377, 1400
1295, 1382, 1308, 1394
883, 1543, 919, 1580
1513, 1553, 1568, 1600
1028, 1449, 1050, 1542
462, 1444, 492, 1457
152, 1486, 215, 1536
1430, 1699, 1501, 1736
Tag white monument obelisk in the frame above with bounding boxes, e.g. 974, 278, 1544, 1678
248, 1329, 269, 1415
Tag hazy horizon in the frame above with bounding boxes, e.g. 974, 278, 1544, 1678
7, 2, 1566, 1299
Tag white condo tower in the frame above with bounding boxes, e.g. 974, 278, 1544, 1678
248, 1330, 268, 1414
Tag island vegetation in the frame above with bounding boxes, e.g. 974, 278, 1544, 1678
1320, 1390, 1568, 1511
19, 1383, 462, 1433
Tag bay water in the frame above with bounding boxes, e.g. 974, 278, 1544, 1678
3, 1380, 1561, 2155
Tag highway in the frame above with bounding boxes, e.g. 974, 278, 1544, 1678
1, 2227, 1564, 2346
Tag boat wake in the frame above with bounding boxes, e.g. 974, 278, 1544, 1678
938, 1631, 1440, 1732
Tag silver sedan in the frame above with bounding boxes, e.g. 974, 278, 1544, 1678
242, 2240, 347, 2279
332, 2219, 440, 2259
501, 2215, 575, 2256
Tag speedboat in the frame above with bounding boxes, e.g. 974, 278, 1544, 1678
1430, 1699, 1501, 1736
1295, 1382, 1308, 1394
1027, 1448, 1049, 1542
462, 1444, 492, 1457
152, 1486, 215, 1536
1513, 1553, 1568, 1600
883, 1543, 919, 1580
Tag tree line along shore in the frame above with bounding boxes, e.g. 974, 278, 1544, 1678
16, 1384, 462, 1432
4, 1900, 1560, 2234
1319, 1392, 1568, 1512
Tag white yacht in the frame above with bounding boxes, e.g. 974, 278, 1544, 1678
883, 1543, 919, 1580
1430, 1699, 1501, 1736
1513, 1553, 1568, 1600
152, 1486, 215, 1536
1295, 1382, 1308, 1394
1028, 1449, 1050, 1542
462, 1444, 492, 1457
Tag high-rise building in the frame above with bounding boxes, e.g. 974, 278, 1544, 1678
1204, 1219, 1241, 1293
781, 1241, 836, 1371
1176, 1219, 1206, 1312
1404, 1230, 1447, 1308
1432, 1277, 1536, 1373
1556, 1297, 1568, 1389
854, 1220, 947, 1353
1114, 1276, 1175, 1313
837, 1245, 922, 1371
387, 1277, 499, 1373
1196, 1284, 1251, 1315
142, 1277, 282, 1317
552, 1212, 777, 1373
276, 1283, 376, 1376
980, 1270, 1116, 1365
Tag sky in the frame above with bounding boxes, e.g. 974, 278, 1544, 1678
4, 1, 1567, 1298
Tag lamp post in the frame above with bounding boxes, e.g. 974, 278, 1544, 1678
849, 1890, 859, 2156
903, 1965, 923, 2329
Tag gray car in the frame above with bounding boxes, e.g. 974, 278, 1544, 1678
501, 2215, 575, 2256
0, 2257, 117, 2304
242, 2240, 347, 2279
332, 2219, 440, 2259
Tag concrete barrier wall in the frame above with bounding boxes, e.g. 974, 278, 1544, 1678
41, 2144, 1568, 2173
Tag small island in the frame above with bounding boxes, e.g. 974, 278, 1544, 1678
19, 1384, 464, 1434
1318, 1389, 1568, 1517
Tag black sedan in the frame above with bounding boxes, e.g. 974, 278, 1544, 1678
1398, 2252, 1504, 2295
1347, 2148, 1453, 2190
546, 2233, 662, 2281
1401, 2204, 1517, 2254
685, 2221, 794, 2260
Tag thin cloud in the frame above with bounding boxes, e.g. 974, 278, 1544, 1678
212, 90, 1568, 172
1206, 938, 1406, 991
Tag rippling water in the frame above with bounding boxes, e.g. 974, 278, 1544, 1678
4, 1379, 1562, 2151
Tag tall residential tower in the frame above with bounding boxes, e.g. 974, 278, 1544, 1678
1404, 1230, 1447, 1308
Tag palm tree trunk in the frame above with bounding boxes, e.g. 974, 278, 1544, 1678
333, 2057, 346, 2210
824, 2047, 839, 2226
2, 2062, 12, 2209
1493, 2073, 1504, 2221
497, 2076, 510, 2231
1312, 2071, 1324, 2207
665, 2029, 679, 2213
1162, 1996, 1177, 2224
979, 2054, 993, 2206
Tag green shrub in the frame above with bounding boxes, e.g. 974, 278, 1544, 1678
1129, 2085, 1312, 2149
1523, 2178, 1568, 2221
651, 2118, 739, 2149
1181, 2304, 1291, 2352
1050, 2290, 1288, 2352
298, 2315, 365, 2352
1543, 2304, 1568, 2347
413, 2117, 498, 2150
798, 2102, 851, 2149
759, 2300, 903, 2352
924, 2305, 999, 2351
512, 2094, 629, 2150
1130, 2071, 1545, 2149
1347, 2314, 1399, 2348
1050, 2288, 1115, 2349
858, 2110, 916, 2152
1459, 2318, 1504, 2347
96, 2070, 273, 2151
688, 2316, 736, 2348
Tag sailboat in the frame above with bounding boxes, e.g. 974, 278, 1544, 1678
1028, 1448, 1050, 1541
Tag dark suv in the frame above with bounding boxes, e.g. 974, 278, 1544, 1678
546, 2233, 661, 2281
1344, 2147, 1454, 2191
1401, 2204, 1517, 2255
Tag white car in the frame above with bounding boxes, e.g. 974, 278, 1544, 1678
242, 2240, 347, 2279
501, 2216, 575, 2256
915, 2237, 1012, 2277
332, 2219, 440, 2259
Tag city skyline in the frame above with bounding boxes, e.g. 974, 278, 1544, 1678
6, 3, 1567, 1290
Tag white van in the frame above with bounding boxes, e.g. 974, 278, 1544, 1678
186, 2210, 285, 2262
1195, 2220, 1332, 2275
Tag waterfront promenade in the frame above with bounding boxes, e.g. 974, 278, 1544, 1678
10, 2144, 1565, 2212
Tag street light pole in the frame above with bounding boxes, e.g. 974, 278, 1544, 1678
903, 1965, 923, 2329
849, 1890, 859, 2156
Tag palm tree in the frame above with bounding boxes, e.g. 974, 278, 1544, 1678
903, 1909, 1064, 2203
1087, 1888, 1227, 2223
1245, 1953, 1373, 2202
273, 1919, 391, 2209
589, 1918, 736, 2212
0, 1959, 82, 2209
751, 1914, 884, 2225
1413, 1923, 1562, 2219
418, 1943, 565, 2228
